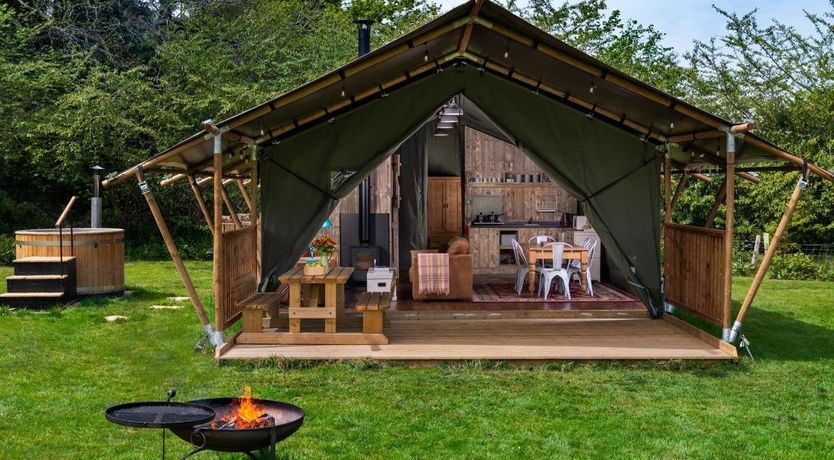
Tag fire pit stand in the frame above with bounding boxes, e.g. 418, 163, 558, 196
104, 390, 215, 460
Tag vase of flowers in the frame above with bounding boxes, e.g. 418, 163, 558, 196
311, 235, 337, 271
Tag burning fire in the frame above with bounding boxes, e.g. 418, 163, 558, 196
211, 386, 275, 429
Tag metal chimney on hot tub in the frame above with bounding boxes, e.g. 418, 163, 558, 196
91, 165, 104, 228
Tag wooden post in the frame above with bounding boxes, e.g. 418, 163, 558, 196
729, 175, 806, 342
212, 134, 224, 343
220, 185, 243, 229
751, 234, 761, 265
722, 133, 736, 340
670, 171, 689, 212
188, 174, 214, 235
136, 167, 212, 330
664, 154, 672, 224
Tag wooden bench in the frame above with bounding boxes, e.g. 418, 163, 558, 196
355, 291, 392, 335
239, 292, 282, 333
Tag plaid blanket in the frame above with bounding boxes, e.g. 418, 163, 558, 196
417, 252, 450, 296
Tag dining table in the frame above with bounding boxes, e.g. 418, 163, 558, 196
527, 244, 589, 295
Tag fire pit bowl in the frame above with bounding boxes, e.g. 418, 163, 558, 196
170, 398, 305, 454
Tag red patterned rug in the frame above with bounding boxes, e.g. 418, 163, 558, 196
472, 282, 635, 303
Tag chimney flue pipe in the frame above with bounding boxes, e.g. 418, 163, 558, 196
355, 19, 373, 244
91, 165, 104, 228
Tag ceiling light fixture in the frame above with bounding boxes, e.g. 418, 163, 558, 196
444, 99, 463, 116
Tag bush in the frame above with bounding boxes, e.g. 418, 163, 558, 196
125, 239, 213, 261
732, 252, 757, 276
817, 264, 834, 282
769, 253, 819, 280
0, 234, 14, 266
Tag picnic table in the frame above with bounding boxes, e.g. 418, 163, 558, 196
278, 266, 353, 333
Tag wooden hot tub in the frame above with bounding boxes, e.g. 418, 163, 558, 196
15, 228, 125, 295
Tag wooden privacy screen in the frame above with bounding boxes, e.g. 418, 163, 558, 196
218, 225, 257, 330
664, 223, 726, 326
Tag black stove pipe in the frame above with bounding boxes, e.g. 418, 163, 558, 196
356, 19, 373, 244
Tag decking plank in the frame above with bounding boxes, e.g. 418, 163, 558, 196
219, 318, 735, 361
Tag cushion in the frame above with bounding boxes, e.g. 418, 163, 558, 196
447, 237, 470, 255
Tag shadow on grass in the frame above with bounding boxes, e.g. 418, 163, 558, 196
742, 308, 834, 361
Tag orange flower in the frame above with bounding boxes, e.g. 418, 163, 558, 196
312, 235, 337, 252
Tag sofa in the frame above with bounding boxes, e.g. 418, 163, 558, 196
409, 237, 473, 301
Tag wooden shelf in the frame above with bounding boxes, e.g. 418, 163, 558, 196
467, 182, 555, 187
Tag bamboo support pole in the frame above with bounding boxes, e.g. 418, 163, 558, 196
728, 173, 806, 343
705, 179, 727, 228
55, 196, 78, 227
188, 174, 214, 235
670, 171, 689, 212
220, 185, 243, 229
458, 0, 485, 53
136, 167, 212, 331
722, 134, 736, 340
212, 134, 224, 343
236, 179, 255, 214
664, 154, 673, 224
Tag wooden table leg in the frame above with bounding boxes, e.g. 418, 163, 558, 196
335, 284, 345, 320
289, 281, 302, 333
580, 253, 588, 292
289, 282, 301, 308
324, 281, 337, 333
528, 258, 537, 295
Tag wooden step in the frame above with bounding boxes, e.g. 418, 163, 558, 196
13, 256, 76, 277
13, 256, 77, 263
0, 291, 68, 308
6, 275, 69, 293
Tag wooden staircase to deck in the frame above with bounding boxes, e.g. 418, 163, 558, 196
0, 257, 77, 308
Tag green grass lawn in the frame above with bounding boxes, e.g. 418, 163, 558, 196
1, 261, 833, 459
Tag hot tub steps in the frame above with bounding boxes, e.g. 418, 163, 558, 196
1, 257, 77, 308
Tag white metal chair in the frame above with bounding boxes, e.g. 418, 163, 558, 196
569, 240, 596, 296
539, 242, 573, 299
511, 239, 536, 295
528, 235, 556, 268
578, 237, 593, 248
528, 235, 556, 246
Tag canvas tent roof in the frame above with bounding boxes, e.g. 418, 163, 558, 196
105, 0, 834, 318
104, 0, 834, 186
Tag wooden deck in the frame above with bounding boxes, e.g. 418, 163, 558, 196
218, 315, 737, 362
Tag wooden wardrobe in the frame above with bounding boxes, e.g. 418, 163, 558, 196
427, 176, 462, 248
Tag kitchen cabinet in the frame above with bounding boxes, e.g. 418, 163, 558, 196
469, 228, 500, 269
427, 177, 462, 248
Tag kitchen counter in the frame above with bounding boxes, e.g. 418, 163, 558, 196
469, 221, 568, 228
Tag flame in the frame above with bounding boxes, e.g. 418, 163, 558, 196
236, 386, 262, 426
211, 386, 274, 429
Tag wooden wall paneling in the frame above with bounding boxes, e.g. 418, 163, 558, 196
663, 223, 725, 325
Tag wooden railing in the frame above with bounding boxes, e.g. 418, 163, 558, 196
664, 223, 726, 326
217, 225, 257, 330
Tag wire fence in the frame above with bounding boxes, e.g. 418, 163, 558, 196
737, 238, 834, 267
